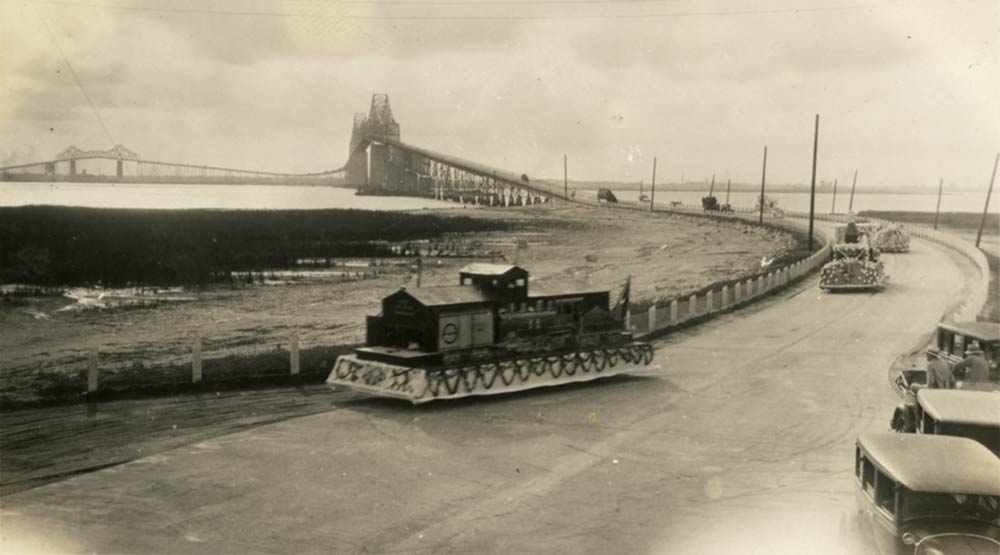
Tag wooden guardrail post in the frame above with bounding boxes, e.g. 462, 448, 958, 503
192, 334, 202, 384
87, 348, 99, 393
648, 306, 656, 330
670, 300, 679, 323
706, 290, 714, 313
721, 285, 730, 308
290, 334, 300, 376
688, 294, 698, 317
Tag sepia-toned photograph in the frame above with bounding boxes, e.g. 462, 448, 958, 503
1, 0, 998, 553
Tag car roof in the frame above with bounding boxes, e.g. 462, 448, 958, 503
918, 389, 1000, 427
938, 321, 1000, 343
858, 432, 1000, 495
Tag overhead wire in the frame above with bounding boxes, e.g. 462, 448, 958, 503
32, 3, 118, 151
35, 0, 871, 21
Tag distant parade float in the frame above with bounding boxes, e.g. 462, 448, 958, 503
326, 264, 656, 403
834, 221, 910, 253
819, 241, 888, 291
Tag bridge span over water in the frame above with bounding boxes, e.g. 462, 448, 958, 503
1, 94, 560, 205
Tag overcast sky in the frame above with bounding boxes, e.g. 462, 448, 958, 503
1, 0, 997, 187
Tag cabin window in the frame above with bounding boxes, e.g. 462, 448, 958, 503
953, 334, 965, 356
860, 456, 875, 494
461, 277, 469, 285
937, 331, 950, 353
875, 471, 895, 515
921, 412, 935, 434
516, 278, 526, 286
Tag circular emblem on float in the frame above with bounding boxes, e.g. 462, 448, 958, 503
441, 323, 459, 344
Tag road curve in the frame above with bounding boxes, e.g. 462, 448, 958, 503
0, 235, 977, 555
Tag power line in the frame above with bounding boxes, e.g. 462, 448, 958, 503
37, 1, 870, 21
33, 4, 117, 150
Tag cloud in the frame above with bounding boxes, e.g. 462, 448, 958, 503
1, 0, 997, 186
566, 7, 913, 81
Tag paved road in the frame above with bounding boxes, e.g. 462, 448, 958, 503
0, 237, 974, 555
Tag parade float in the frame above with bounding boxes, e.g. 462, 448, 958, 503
834, 221, 910, 253
326, 264, 656, 403
871, 223, 910, 252
819, 240, 888, 291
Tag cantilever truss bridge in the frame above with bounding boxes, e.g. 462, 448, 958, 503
1, 94, 561, 205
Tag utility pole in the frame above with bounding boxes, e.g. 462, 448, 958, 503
709, 173, 716, 196
808, 114, 820, 252
563, 154, 568, 200
759, 146, 768, 224
650, 157, 657, 211
726, 178, 731, 204
975, 153, 999, 248
848, 170, 858, 213
831, 178, 838, 214
934, 177, 944, 230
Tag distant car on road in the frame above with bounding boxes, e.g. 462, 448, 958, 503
890, 389, 1000, 456
597, 188, 618, 203
847, 432, 1000, 555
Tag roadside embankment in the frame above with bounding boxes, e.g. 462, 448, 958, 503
1, 202, 800, 409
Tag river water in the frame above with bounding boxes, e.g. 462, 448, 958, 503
0, 181, 993, 213
0, 182, 458, 211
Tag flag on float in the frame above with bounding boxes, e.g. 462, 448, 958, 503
613, 275, 631, 322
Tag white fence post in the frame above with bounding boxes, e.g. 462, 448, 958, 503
670, 300, 679, 323
290, 334, 300, 376
88, 348, 99, 393
689, 294, 698, 317
706, 290, 714, 313
722, 285, 730, 308
648, 305, 657, 330
192, 335, 203, 384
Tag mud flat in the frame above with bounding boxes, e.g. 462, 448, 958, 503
0, 203, 802, 409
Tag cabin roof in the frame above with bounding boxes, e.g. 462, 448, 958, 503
938, 321, 1000, 343
397, 286, 488, 307
528, 280, 609, 298
858, 432, 1000, 494
458, 263, 526, 277
918, 389, 1000, 427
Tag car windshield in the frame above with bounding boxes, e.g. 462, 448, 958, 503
900, 489, 1000, 523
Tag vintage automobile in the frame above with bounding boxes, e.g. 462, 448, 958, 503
597, 188, 618, 203
890, 389, 1000, 455
848, 432, 1000, 554
933, 321, 1000, 382
326, 264, 656, 403
893, 321, 1000, 398
819, 241, 888, 291
701, 195, 720, 211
